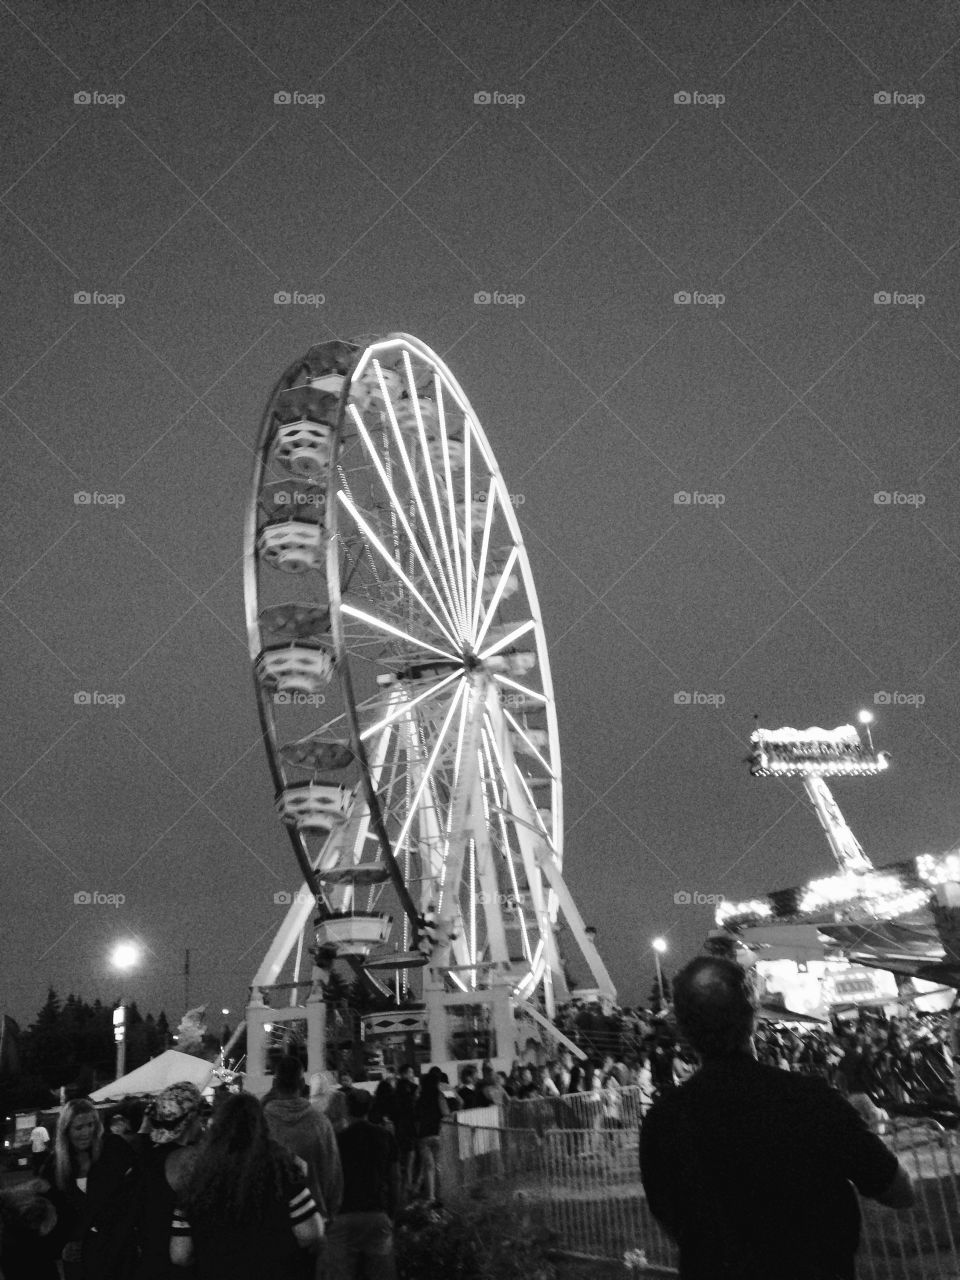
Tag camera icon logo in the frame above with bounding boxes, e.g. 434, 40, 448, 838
274, 91, 292, 104
74, 91, 91, 105
875, 691, 891, 705
674, 291, 691, 304
673, 491, 691, 505
74, 690, 91, 704
74, 890, 92, 904
74, 491, 92, 505
74, 291, 91, 304
474, 291, 491, 304
674, 890, 692, 904
674, 91, 691, 105
474, 91, 491, 105
874, 91, 891, 105
273, 891, 292, 904
873, 491, 891, 505
274, 291, 291, 304
874, 291, 891, 304
674, 691, 691, 705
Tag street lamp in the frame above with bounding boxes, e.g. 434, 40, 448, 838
652, 938, 667, 1007
110, 942, 141, 1080
858, 709, 875, 752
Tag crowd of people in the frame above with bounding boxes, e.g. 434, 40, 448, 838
1, 995, 955, 1278
0, 1058, 411, 1280
550, 996, 958, 1114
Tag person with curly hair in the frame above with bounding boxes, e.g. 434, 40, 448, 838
170, 1091, 322, 1279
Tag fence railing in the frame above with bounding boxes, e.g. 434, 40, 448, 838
441, 1112, 960, 1278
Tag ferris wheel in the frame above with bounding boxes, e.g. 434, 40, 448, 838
243, 334, 612, 1039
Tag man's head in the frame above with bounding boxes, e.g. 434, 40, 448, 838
672, 955, 756, 1060
345, 1088, 372, 1121
399, 1063, 416, 1082
338, 1069, 354, 1089
460, 1065, 477, 1086
273, 1054, 305, 1096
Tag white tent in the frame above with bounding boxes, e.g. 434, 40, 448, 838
89, 1049, 215, 1101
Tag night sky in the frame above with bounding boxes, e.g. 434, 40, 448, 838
4, 0, 960, 1031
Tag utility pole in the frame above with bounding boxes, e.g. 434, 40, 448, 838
184, 948, 190, 1012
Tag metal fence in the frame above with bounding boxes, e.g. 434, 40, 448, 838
441, 1109, 960, 1278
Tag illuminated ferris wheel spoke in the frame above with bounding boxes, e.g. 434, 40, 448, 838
391, 680, 466, 858
502, 706, 555, 779
378, 366, 466, 635
474, 548, 520, 650
346, 407, 461, 638
432, 389, 468, 635
463, 414, 473, 637
336, 491, 459, 649
478, 618, 536, 661
340, 604, 455, 662
471, 478, 499, 637
359, 671, 461, 742
492, 671, 548, 704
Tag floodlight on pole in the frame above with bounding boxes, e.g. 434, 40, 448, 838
652, 938, 667, 1007
858, 709, 875, 752
109, 942, 140, 1080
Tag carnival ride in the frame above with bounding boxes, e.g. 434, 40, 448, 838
240, 334, 614, 1092
719, 722, 960, 1019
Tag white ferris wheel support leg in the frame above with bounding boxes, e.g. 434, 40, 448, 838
434, 677, 489, 971
483, 700, 566, 1015
470, 767, 511, 969
534, 847, 617, 1005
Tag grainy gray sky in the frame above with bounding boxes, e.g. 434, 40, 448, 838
3, 0, 960, 1027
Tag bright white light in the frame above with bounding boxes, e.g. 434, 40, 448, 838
857, 710, 874, 725
221, 1008, 230, 1015
111, 943, 139, 971
652, 937, 667, 953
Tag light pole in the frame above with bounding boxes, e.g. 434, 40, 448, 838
858, 709, 875, 753
652, 937, 667, 1008
110, 942, 140, 1081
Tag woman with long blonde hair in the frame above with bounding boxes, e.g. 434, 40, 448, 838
42, 1098, 139, 1279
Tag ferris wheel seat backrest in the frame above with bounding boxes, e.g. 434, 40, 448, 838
276, 385, 340, 427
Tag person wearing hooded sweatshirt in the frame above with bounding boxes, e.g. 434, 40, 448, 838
263, 1056, 343, 1232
